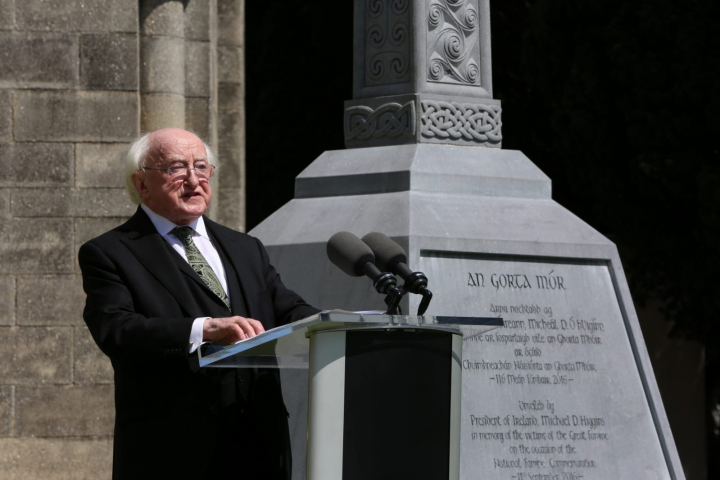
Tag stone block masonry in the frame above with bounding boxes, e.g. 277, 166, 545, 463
80, 34, 138, 91
0, 33, 78, 89
10, 188, 135, 218
185, 41, 212, 97
0, 277, 14, 326
0, 0, 14, 31
0, 438, 113, 480
16, 0, 137, 34
16, 276, 86, 326
0, 327, 72, 384
0, 189, 7, 218
0, 219, 74, 274
0, 90, 10, 142
74, 326, 114, 384
0, 386, 11, 436
14, 385, 114, 437
0, 143, 73, 187
186, 97, 210, 140
0, 2, 246, 478
216, 0, 245, 231
14, 91, 138, 142
75, 143, 128, 188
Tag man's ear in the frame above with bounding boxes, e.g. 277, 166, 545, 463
131, 172, 148, 199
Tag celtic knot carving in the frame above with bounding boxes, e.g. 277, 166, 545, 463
426, 0, 481, 85
421, 100, 502, 143
345, 102, 416, 141
365, 0, 410, 86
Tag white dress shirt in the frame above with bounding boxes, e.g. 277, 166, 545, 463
141, 204, 229, 353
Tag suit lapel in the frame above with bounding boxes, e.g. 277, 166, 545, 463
205, 219, 256, 318
212, 241, 248, 317
119, 208, 204, 316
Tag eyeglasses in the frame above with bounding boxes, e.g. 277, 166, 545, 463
142, 163, 216, 180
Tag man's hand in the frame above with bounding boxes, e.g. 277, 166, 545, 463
203, 316, 266, 343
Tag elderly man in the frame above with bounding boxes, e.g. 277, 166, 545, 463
79, 128, 318, 480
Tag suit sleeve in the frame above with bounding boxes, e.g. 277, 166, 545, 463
255, 237, 321, 326
79, 241, 195, 360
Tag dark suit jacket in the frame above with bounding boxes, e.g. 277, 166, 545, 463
79, 207, 319, 480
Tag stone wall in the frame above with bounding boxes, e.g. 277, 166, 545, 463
0, 1, 244, 478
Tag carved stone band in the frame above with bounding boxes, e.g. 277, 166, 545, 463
421, 100, 502, 143
365, 0, 411, 86
345, 101, 416, 141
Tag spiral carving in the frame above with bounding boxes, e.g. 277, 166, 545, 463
390, 55, 407, 78
391, 22, 407, 46
426, 0, 481, 85
463, 5, 478, 30
391, 0, 409, 15
465, 61, 479, 83
368, 0, 384, 18
368, 24, 385, 48
428, 3, 443, 28
428, 59, 444, 81
442, 30, 464, 61
368, 58, 385, 80
365, 0, 410, 86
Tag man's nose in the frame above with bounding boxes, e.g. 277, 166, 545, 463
184, 168, 200, 186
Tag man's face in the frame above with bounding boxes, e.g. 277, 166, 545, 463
132, 129, 212, 225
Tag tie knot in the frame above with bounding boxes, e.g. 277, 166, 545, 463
171, 226, 194, 245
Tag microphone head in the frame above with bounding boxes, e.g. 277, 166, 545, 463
327, 231, 375, 277
361, 232, 407, 273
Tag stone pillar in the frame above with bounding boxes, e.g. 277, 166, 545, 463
345, 0, 501, 149
184, 0, 219, 219
137, 0, 245, 230
140, 0, 187, 131
184, 0, 214, 141
215, 0, 246, 231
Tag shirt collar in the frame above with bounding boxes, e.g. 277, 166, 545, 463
140, 203, 209, 240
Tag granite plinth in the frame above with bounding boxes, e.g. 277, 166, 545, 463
249, 143, 683, 480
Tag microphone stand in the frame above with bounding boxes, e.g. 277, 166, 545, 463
416, 287, 433, 316
384, 286, 405, 315
382, 283, 433, 316
364, 262, 433, 315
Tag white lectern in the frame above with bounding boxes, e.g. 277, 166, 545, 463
198, 311, 502, 480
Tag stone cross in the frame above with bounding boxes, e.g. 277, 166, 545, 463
345, 0, 502, 149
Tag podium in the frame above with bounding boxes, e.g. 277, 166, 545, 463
198, 311, 502, 480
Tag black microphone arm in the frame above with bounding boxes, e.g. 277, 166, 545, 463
361, 232, 433, 315
326, 232, 403, 313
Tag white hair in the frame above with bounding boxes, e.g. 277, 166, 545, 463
124, 131, 218, 205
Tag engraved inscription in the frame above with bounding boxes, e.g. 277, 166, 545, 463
427, 0, 481, 85
365, 0, 411, 86
420, 255, 671, 480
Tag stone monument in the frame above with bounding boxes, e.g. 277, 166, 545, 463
249, 1, 685, 479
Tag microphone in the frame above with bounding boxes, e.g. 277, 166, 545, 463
361, 232, 433, 315
361, 232, 428, 294
326, 232, 397, 295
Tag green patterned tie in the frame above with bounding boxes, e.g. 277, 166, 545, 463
171, 226, 230, 309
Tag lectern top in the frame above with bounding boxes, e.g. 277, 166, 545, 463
198, 310, 502, 369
